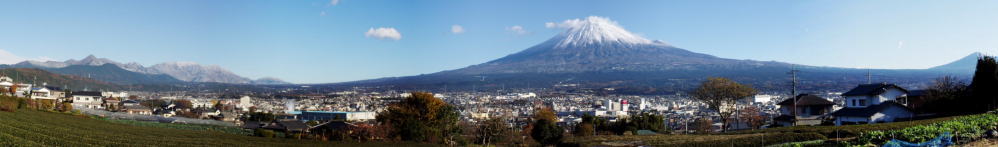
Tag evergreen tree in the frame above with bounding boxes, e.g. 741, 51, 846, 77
969, 56, 998, 112
529, 107, 563, 146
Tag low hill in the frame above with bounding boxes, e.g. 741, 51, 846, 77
0, 104, 434, 146
0, 68, 121, 91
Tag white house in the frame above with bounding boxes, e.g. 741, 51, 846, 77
30, 87, 58, 100
71, 91, 105, 109
0, 76, 13, 95
191, 99, 214, 109
774, 94, 835, 126
12, 83, 33, 97
831, 83, 915, 126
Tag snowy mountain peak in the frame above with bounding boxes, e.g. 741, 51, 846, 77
71, 54, 119, 66
149, 62, 250, 83
11, 55, 283, 84
549, 16, 659, 48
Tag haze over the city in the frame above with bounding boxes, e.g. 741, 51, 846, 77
1, 0, 996, 83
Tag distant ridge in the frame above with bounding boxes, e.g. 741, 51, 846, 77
7, 55, 289, 85
0, 68, 121, 90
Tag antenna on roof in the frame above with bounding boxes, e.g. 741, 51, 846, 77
867, 69, 872, 84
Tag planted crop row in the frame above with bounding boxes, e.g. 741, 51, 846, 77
857, 112, 998, 145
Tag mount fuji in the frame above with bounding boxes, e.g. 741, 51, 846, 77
333, 16, 975, 94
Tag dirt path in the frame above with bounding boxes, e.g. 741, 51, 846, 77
961, 138, 998, 147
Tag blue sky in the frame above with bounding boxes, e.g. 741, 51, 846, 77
0, 0, 996, 83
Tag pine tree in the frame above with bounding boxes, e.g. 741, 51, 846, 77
969, 56, 998, 112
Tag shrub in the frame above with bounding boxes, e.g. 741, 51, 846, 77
58, 102, 73, 112
254, 129, 276, 138
16, 98, 27, 109
37, 99, 55, 110
0, 96, 19, 112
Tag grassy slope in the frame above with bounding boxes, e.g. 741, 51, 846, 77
0, 110, 436, 147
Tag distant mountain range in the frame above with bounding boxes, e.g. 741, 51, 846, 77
0, 68, 121, 90
1, 55, 290, 85
328, 16, 978, 94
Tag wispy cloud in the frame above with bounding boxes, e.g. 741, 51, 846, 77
897, 41, 904, 49
329, 0, 341, 6
506, 25, 528, 35
451, 25, 465, 34
319, 11, 327, 16
365, 27, 402, 41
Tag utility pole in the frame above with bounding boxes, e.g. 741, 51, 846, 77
787, 65, 800, 126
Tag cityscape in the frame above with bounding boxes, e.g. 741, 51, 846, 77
2, 0, 998, 147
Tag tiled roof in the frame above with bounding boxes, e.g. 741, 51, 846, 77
842, 83, 909, 96
778, 94, 835, 106
71, 91, 102, 97
831, 101, 911, 117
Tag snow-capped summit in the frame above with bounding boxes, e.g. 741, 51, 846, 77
68, 55, 118, 66
446, 16, 730, 74
148, 62, 252, 84
548, 16, 660, 49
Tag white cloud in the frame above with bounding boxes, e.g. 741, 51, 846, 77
897, 41, 904, 49
0, 49, 26, 64
545, 22, 557, 28
365, 27, 402, 41
329, 0, 341, 6
451, 25, 465, 34
545, 16, 615, 30
319, 11, 327, 16
506, 25, 528, 35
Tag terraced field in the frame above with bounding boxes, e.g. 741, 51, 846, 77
0, 110, 434, 147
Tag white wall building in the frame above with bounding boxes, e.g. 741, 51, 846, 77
237, 96, 254, 111
71, 91, 104, 109
832, 83, 915, 126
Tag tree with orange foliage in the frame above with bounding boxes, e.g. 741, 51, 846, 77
738, 106, 766, 130
8, 83, 17, 96
376, 92, 461, 144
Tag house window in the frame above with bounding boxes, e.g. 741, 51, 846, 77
858, 99, 867, 107
810, 107, 823, 115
